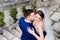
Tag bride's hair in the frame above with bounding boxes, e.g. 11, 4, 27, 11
35, 10, 45, 19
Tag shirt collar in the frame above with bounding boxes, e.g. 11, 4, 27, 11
24, 19, 32, 23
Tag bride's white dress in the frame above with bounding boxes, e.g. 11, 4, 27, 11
37, 8, 55, 40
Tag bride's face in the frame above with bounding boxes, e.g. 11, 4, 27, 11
34, 14, 42, 22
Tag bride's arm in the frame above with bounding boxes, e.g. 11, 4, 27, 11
37, 21, 44, 40
33, 32, 43, 40
27, 27, 44, 40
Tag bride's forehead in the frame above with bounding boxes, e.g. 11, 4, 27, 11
35, 14, 40, 18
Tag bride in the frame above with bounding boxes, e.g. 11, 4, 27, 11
27, 8, 55, 40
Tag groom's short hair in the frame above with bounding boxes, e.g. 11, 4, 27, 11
23, 9, 34, 18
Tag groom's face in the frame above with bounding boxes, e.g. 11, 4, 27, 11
29, 12, 35, 20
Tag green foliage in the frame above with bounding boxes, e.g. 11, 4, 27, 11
10, 8, 18, 23
0, 12, 5, 27
22, 6, 26, 13
33, 0, 37, 12
34, 0, 37, 7
41, 0, 43, 2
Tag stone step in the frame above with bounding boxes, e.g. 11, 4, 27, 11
48, 4, 59, 11
15, 22, 22, 33
53, 31, 60, 37
48, 10, 53, 16
51, 0, 60, 5
2, 29, 15, 40
51, 12, 60, 22
17, 8, 23, 19
12, 37, 20, 40
10, 29, 21, 38
52, 22, 60, 32
55, 37, 60, 40
0, 35, 7, 40
16, 26, 22, 33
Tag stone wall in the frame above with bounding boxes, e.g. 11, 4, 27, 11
0, 0, 60, 40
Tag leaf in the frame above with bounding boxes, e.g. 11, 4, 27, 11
22, 6, 26, 13
0, 12, 5, 27
10, 8, 18, 23
41, 0, 43, 2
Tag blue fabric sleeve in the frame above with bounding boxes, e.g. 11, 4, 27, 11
19, 17, 29, 33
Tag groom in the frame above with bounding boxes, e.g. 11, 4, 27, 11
19, 9, 37, 40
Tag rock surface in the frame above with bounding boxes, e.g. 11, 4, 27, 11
0, 0, 60, 40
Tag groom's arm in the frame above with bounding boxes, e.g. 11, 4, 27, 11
19, 17, 29, 33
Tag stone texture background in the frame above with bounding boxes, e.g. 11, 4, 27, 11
0, 0, 60, 40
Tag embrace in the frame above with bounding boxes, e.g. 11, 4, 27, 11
19, 8, 55, 40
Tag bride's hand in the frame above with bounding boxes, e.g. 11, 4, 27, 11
27, 27, 35, 35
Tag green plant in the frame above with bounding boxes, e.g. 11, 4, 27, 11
22, 6, 26, 13
41, 0, 43, 2
0, 12, 5, 27
10, 8, 18, 23
33, 0, 37, 12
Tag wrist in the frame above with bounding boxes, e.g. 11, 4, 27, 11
32, 32, 35, 35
